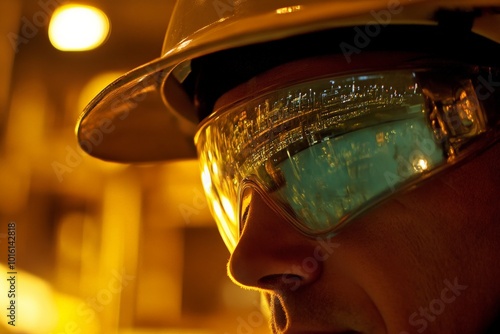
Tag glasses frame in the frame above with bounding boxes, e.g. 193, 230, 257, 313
195, 60, 500, 251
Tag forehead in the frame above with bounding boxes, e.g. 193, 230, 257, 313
214, 51, 428, 112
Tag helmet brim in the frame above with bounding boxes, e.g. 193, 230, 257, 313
76, 0, 500, 162
76, 56, 199, 162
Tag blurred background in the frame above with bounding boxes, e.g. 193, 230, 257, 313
0, 1, 267, 333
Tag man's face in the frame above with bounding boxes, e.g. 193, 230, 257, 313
228, 143, 499, 333
210, 55, 500, 333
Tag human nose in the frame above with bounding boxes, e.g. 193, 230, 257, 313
228, 188, 323, 291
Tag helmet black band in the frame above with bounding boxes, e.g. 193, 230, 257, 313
188, 11, 500, 123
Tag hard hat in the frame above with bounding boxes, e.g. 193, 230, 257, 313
76, 0, 500, 162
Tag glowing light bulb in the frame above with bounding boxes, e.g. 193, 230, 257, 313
49, 4, 110, 51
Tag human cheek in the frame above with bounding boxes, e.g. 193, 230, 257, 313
322, 202, 443, 332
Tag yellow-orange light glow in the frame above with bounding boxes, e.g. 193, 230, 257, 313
212, 200, 237, 248
49, 4, 110, 51
221, 195, 235, 223
201, 164, 212, 193
0, 265, 58, 333
212, 162, 219, 176
79, 71, 123, 113
212, 200, 223, 222
276, 6, 302, 14
417, 158, 429, 171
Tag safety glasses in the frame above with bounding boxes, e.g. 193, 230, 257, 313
195, 63, 499, 252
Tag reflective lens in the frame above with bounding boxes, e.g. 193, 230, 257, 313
195, 66, 499, 251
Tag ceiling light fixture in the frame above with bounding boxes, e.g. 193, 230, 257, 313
49, 4, 110, 51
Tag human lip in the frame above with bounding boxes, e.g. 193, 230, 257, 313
269, 294, 361, 334
282, 329, 361, 334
